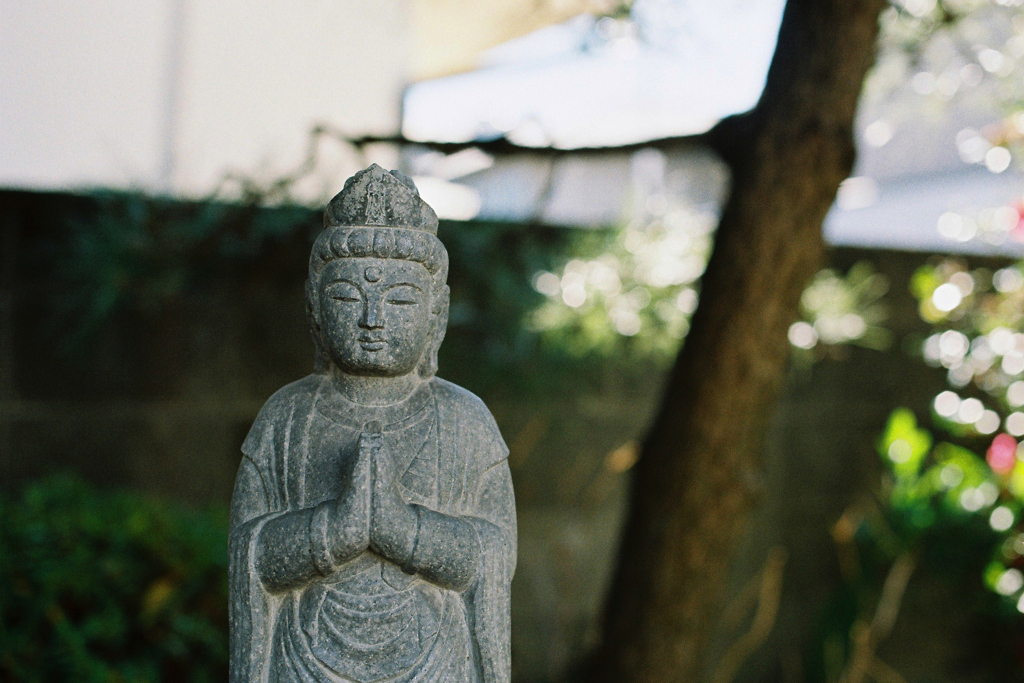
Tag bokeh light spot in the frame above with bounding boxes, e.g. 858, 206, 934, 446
996, 566, 1023, 594
1007, 412, 1024, 437
864, 120, 894, 147
961, 487, 986, 511
940, 463, 964, 488
1008, 381, 1024, 407
985, 146, 1012, 173
534, 271, 561, 297
994, 268, 1024, 293
932, 283, 963, 311
788, 321, 818, 349
958, 397, 984, 423
934, 390, 960, 417
888, 439, 913, 464
991, 506, 1016, 533
978, 410, 1001, 434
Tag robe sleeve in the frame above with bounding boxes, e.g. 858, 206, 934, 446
464, 440, 517, 683
229, 420, 284, 683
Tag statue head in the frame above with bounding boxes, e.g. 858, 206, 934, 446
306, 165, 449, 379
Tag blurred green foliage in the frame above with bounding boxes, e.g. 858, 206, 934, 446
811, 257, 1024, 681
858, 0, 1024, 651
42, 190, 701, 397
43, 191, 319, 351
525, 205, 713, 359
807, 408, 1024, 682
787, 262, 892, 364
898, 258, 1024, 611
876, 409, 1003, 546
435, 219, 595, 394
41, 189, 900, 399
38, 190, 592, 387
0, 477, 229, 683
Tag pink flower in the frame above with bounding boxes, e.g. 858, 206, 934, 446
1012, 204, 1024, 241
988, 433, 1018, 475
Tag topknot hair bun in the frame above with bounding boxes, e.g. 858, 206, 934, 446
323, 164, 438, 234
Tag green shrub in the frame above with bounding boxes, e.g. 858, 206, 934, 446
0, 477, 229, 683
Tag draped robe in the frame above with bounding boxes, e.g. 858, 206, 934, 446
229, 375, 516, 683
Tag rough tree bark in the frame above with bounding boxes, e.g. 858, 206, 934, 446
591, 1, 887, 682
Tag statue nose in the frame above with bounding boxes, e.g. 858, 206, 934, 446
361, 299, 384, 329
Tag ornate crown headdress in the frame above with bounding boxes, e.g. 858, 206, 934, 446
323, 163, 438, 233
309, 165, 446, 278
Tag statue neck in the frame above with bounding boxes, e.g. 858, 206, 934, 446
329, 369, 422, 407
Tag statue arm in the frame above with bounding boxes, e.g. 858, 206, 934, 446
254, 505, 328, 592
403, 460, 516, 592
403, 505, 482, 591
256, 491, 375, 592
369, 446, 487, 591
369, 487, 485, 593
229, 456, 331, 593
234, 441, 372, 593
230, 456, 270, 529
229, 455, 276, 683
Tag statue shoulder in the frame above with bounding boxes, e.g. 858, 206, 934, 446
430, 377, 509, 467
430, 377, 496, 425
242, 374, 323, 459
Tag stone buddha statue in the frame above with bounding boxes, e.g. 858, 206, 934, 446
229, 165, 516, 683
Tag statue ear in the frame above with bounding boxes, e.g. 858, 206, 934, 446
419, 285, 449, 378
306, 279, 331, 373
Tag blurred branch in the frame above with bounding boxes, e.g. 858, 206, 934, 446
831, 505, 866, 583
210, 123, 370, 205
838, 552, 916, 683
530, 155, 561, 224
869, 658, 909, 683
345, 131, 706, 157
204, 122, 708, 212
710, 546, 789, 683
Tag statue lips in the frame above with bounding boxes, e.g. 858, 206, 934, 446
358, 336, 387, 351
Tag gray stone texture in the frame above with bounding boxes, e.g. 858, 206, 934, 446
229, 166, 517, 683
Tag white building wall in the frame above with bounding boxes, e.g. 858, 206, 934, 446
175, 0, 408, 197
0, 0, 409, 198
0, 1, 173, 193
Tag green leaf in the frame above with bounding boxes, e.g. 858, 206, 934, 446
878, 408, 933, 478
909, 265, 938, 302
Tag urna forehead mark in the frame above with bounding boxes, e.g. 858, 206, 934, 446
364, 266, 382, 282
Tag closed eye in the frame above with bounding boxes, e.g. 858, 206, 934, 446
327, 282, 362, 302
385, 285, 421, 305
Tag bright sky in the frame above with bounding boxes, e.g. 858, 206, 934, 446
403, 0, 787, 148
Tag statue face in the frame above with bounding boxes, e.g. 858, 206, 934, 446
318, 257, 434, 377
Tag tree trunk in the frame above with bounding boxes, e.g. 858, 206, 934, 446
591, 1, 887, 682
